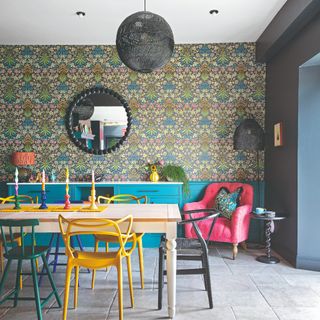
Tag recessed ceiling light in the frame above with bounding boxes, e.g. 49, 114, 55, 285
209, 9, 219, 15
76, 11, 86, 18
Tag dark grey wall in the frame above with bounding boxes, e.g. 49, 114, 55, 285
265, 13, 320, 266
297, 64, 320, 270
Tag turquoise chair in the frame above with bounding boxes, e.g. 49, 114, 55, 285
0, 219, 62, 320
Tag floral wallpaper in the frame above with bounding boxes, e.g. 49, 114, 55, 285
0, 43, 265, 182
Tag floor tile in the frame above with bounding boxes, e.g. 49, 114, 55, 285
232, 306, 278, 320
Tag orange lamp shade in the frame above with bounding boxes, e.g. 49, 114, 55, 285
11, 152, 35, 166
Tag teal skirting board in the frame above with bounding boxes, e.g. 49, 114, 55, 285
4, 180, 264, 247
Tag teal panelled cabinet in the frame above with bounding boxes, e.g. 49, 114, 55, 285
7, 182, 183, 247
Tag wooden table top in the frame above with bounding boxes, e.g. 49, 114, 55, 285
0, 203, 181, 223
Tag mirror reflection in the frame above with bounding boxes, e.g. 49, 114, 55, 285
70, 91, 130, 153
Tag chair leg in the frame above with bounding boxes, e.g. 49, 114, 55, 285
137, 237, 144, 289
91, 239, 99, 290
117, 260, 123, 320
203, 252, 213, 309
31, 258, 42, 320
201, 256, 208, 291
0, 259, 12, 297
41, 254, 62, 308
14, 259, 22, 307
105, 242, 109, 271
233, 243, 238, 260
158, 246, 164, 310
240, 241, 248, 251
39, 232, 55, 287
15, 238, 23, 290
74, 266, 79, 308
53, 234, 60, 273
126, 256, 134, 308
0, 243, 4, 273
63, 261, 73, 320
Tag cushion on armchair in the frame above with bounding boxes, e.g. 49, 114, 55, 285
214, 187, 243, 220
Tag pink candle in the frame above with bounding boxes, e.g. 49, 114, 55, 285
92, 170, 95, 183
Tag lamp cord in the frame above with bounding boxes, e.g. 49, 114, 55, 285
144, 0, 146, 11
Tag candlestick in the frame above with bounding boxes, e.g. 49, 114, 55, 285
88, 170, 98, 210
64, 167, 71, 209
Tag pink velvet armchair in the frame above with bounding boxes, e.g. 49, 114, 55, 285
183, 182, 254, 259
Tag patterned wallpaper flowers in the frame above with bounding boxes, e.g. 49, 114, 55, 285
0, 43, 265, 182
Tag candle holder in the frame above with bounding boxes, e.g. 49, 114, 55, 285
88, 186, 98, 210
64, 194, 71, 210
13, 195, 21, 210
39, 190, 48, 209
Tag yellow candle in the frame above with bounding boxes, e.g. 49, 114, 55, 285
42, 170, 45, 191
66, 167, 69, 195
91, 170, 95, 189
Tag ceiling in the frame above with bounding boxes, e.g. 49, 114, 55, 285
0, 0, 287, 45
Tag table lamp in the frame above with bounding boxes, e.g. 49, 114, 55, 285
11, 152, 35, 182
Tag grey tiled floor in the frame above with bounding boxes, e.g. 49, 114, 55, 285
1, 244, 320, 320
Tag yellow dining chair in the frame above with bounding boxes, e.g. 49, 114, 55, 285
59, 215, 137, 320
91, 194, 147, 290
0, 195, 35, 274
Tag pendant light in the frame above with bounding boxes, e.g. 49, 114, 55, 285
116, 0, 174, 73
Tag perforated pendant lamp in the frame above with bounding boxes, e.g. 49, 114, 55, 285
116, 0, 174, 73
233, 118, 264, 151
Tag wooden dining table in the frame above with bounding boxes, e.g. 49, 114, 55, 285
0, 203, 181, 318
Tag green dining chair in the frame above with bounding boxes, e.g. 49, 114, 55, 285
0, 219, 62, 320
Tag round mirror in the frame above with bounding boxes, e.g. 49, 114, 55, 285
66, 87, 132, 154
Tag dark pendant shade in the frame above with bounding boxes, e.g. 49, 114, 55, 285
116, 11, 174, 73
233, 119, 265, 151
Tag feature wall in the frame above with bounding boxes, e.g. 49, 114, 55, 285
0, 43, 265, 182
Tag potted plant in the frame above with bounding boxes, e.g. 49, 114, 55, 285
161, 164, 190, 196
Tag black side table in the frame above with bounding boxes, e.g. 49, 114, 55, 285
251, 213, 286, 264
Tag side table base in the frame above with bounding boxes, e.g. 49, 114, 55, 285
256, 255, 280, 264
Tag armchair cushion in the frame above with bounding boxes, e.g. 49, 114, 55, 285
214, 187, 243, 219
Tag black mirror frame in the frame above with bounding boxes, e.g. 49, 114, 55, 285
66, 86, 132, 155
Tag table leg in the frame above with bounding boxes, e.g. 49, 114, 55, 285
256, 220, 280, 264
166, 225, 177, 319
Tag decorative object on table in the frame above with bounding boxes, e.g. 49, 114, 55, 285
50, 170, 56, 182
11, 151, 35, 182
35, 172, 42, 183
13, 167, 21, 210
233, 117, 265, 206
116, 0, 174, 73
161, 164, 190, 196
39, 170, 48, 209
88, 170, 98, 210
64, 167, 71, 210
254, 207, 266, 214
274, 122, 283, 147
251, 213, 286, 264
214, 187, 243, 219
184, 182, 254, 260
150, 165, 160, 182
264, 210, 276, 218
66, 86, 132, 155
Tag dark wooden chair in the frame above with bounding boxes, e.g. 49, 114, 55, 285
158, 209, 219, 310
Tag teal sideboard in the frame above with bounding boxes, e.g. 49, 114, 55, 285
7, 181, 183, 247
7, 180, 264, 245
